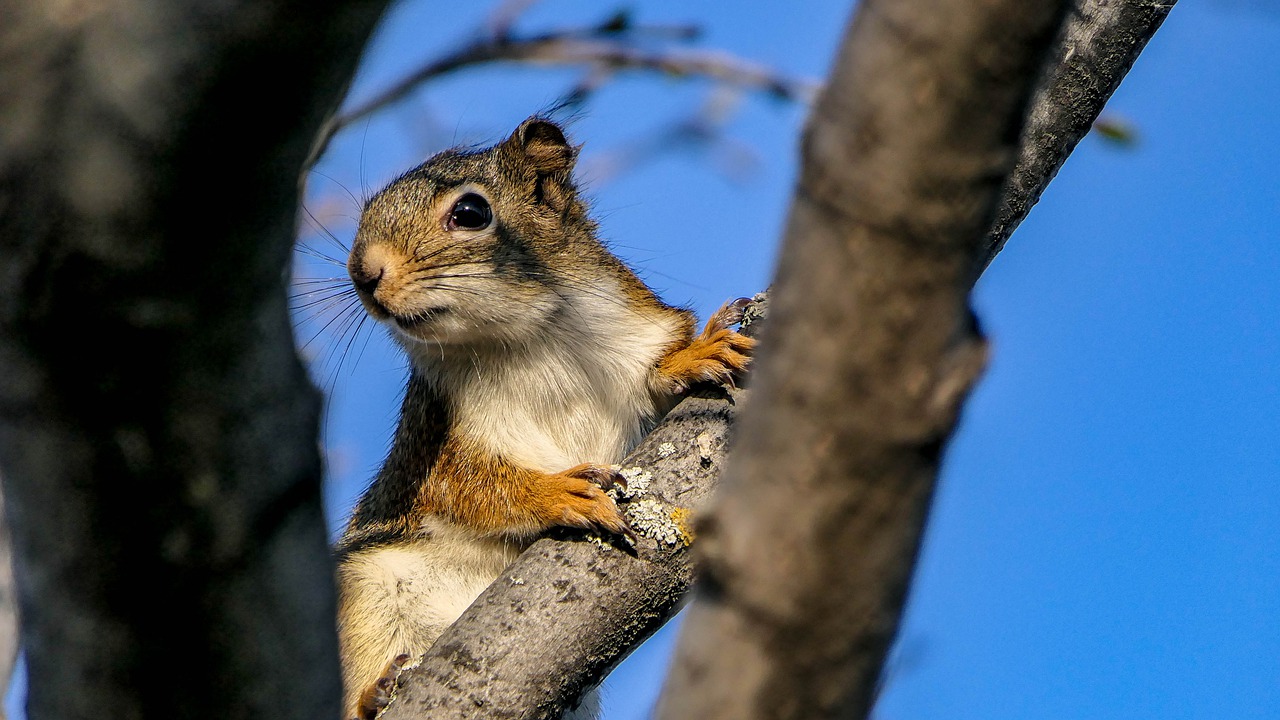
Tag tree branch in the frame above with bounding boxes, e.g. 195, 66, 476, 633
0, 2, 387, 717
305, 18, 818, 168
382, 372, 753, 719
980, 0, 1178, 273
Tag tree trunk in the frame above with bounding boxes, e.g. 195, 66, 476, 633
0, 2, 387, 718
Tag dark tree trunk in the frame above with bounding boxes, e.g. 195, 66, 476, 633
0, 2, 388, 718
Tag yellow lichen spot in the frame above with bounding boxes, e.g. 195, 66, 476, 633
671, 507, 696, 547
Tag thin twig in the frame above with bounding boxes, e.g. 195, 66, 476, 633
305, 25, 817, 169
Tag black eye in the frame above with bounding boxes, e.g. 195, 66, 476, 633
447, 193, 492, 231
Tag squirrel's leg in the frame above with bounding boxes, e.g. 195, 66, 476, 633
337, 536, 496, 720
426, 446, 633, 540
654, 298, 756, 393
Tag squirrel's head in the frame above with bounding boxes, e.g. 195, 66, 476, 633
348, 117, 597, 349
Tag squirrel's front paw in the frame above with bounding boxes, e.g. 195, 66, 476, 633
658, 298, 757, 393
354, 653, 411, 720
546, 464, 635, 540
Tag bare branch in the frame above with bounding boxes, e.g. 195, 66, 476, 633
380, 381, 748, 719
369, 296, 766, 719
485, 0, 544, 39
980, 0, 1178, 273
306, 21, 818, 168
580, 89, 761, 185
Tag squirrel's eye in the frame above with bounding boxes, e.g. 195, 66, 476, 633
447, 194, 492, 231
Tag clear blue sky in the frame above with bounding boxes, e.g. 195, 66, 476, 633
291, 1, 1280, 719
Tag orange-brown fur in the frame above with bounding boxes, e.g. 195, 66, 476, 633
654, 303, 756, 394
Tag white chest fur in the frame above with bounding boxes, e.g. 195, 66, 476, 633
409, 285, 679, 473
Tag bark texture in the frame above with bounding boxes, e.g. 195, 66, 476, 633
981, 0, 1177, 271
0, 2, 387, 718
653, 1, 1068, 718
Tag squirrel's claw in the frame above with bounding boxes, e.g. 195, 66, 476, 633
553, 464, 635, 541
565, 463, 625, 492
355, 653, 412, 720
708, 296, 753, 330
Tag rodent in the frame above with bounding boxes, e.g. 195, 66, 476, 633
334, 117, 754, 720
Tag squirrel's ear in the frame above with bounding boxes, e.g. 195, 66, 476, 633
506, 117, 577, 175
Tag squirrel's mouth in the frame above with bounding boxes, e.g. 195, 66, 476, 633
393, 307, 450, 331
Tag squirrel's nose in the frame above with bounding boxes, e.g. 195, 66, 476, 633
350, 263, 383, 295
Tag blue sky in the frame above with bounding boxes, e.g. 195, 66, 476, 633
291, 1, 1280, 719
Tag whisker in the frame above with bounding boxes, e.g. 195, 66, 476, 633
295, 298, 360, 331
359, 121, 372, 204
350, 314, 377, 373
290, 281, 356, 304
296, 241, 347, 268
291, 276, 350, 286
409, 285, 491, 303
290, 279, 354, 293
309, 170, 363, 214
291, 288, 358, 313
289, 285, 352, 300
303, 297, 362, 350
319, 311, 359, 402
413, 267, 655, 324
301, 205, 352, 256
408, 267, 666, 333
326, 302, 368, 373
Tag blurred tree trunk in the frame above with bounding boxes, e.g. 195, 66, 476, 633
653, 1, 1068, 717
0, 2, 387, 718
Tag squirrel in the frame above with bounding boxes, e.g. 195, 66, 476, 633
334, 117, 754, 720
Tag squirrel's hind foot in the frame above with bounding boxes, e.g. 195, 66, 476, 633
353, 653, 412, 720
